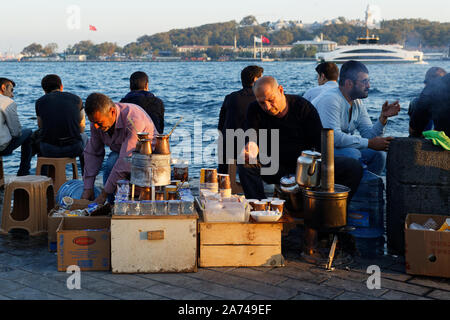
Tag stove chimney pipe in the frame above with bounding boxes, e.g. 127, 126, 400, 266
321, 128, 335, 192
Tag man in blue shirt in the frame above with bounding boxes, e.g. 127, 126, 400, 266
313, 60, 400, 175
303, 62, 339, 103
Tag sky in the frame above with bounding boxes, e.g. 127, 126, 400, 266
1, 0, 449, 53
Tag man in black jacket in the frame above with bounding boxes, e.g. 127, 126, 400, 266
218, 65, 264, 174
409, 72, 450, 137
238, 76, 363, 200
120, 71, 164, 134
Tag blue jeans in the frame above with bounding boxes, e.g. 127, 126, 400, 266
102, 151, 120, 203
334, 147, 386, 176
40, 133, 88, 175
0, 128, 33, 176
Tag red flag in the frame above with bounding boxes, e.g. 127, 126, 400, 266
89, 25, 97, 31
261, 36, 270, 44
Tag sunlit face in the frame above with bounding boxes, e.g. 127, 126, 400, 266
1, 82, 14, 98
350, 72, 370, 100
254, 84, 287, 117
88, 107, 116, 132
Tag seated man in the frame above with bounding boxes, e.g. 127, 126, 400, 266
237, 76, 363, 201
120, 71, 165, 134
410, 73, 450, 138
0, 77, 33, 176
35, 74, 88, 171
408, 67, 446, 133
81, 93, 158, 204
218, 65, 263, 174
313, 60, 400, 175
303, 62, 339, 103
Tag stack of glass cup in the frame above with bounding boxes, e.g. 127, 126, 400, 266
114, 185, 195, 216
114, 180, 130, 215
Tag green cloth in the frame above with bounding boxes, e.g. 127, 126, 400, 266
423, 130, 450, 151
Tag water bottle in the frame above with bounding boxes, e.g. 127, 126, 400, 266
348, 166, 385, 257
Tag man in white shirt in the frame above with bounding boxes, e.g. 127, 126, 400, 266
303, 62, 339, 103
0, 78, 33, 176
313, 60, 400, 175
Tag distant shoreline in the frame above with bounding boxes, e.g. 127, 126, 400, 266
0, 58, 317, 63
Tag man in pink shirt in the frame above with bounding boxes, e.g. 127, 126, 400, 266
81, 93, 158, 204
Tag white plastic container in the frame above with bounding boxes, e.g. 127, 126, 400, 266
204, 201, 248, 222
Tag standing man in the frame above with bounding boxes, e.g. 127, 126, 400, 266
313, 60, 400, 175
0, 77, 33, 176
218, 65, 263, 174
35, 74, 88, 172
120, 71, 165, 134
81, 93, 158, 204
237, 76, 363, 200
303, 62, 339, 103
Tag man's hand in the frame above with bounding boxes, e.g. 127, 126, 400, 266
240, 141, 259, 165
368, 136, 394, 151
380, 100, 400, 125
94, 189, 109, 205
81, 189, 95, 201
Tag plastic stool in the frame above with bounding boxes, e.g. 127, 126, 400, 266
36, 157, 78, 194
0, 176, 54, 236
0, 156, 4, 188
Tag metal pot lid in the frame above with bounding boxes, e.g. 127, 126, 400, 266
280, 174, 296, 187
301, 150, 321, 158
302, 184, 351, 198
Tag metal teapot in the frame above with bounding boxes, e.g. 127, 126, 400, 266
295, 150, 321, 188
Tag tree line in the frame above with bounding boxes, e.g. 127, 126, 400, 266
21, 16, 449, 58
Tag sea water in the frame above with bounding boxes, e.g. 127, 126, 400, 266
2, 60, 449, 178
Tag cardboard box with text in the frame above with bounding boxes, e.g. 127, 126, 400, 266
56, 217, 111, 272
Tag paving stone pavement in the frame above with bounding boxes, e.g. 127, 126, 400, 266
0, 188, 449, 300
0, 228, 449, 300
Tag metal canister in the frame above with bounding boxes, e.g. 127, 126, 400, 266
135, 132, 150, 153
139, 139, 153, 155
302, 184, 350, 230
154, 134, 170, 155
296, 150, 321, 188
279, 175, 303, 214
130, 153, 171, 187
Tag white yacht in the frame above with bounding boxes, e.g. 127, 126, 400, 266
316, 32, 424, 63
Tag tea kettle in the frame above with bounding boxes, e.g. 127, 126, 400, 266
295, 150, 321, 188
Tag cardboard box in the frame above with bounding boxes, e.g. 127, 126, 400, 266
56, 217, 111, 272
48, 199, 106, 251
405, 214, 450, 278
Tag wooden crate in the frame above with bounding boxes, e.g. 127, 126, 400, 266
198, 219, 286, 267
111, 214, 198, 273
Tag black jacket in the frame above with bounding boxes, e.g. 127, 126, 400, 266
409, 74, 450, 137
120, 90, 165, 134
217, 87, 256, 173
